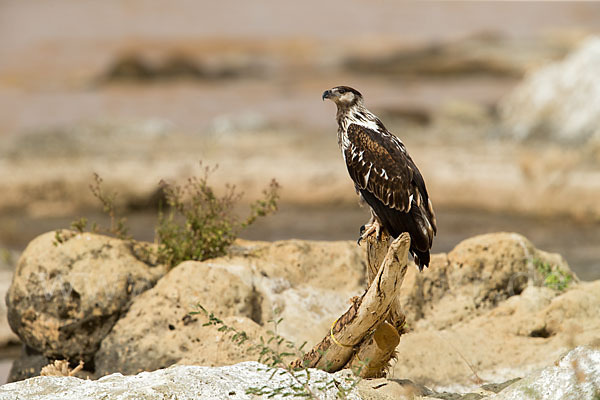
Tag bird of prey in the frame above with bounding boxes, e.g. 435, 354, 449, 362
323, 86, 437, 270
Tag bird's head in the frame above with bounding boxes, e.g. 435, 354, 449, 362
322, 86, 363, 108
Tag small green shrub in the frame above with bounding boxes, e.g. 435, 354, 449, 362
57, 164, 279, 268
155, 164, 279, 268
534, 258, 573, 291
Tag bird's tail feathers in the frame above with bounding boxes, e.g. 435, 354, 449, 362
412, 248, 430, 272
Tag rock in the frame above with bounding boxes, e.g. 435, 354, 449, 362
357, 377, 435, 399
5, 231, 166, 364
528, 281, 600, 339
391, 281, 600, 390
480, 379, 521, 394
0, 361, 362, 400
492, 346, 600, 400
94, 260, 269, 376
385, 233, 593, 390
95, 239, 365, 376
400, 232, 576, 331
2, 348, 598, 399
500, 36, 600, 145
227, 239, 366, 345
7, 230, 596, 392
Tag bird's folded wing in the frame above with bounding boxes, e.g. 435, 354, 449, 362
344, 123, 419, 212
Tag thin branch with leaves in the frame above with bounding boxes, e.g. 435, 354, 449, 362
191, 304, 363, 399
88, 173, 130, 240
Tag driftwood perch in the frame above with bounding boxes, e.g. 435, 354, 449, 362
366, 232, 407, 333
291, 232, 410, 377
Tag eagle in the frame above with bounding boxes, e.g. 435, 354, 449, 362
323, 85, 437, 270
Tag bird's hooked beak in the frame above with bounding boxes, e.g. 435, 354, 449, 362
322, 89, 333, 101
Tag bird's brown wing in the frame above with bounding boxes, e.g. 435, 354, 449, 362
344, 123, 437, 269
345, 123, 418, 212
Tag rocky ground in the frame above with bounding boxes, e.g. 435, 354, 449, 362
1, 229, 598, 398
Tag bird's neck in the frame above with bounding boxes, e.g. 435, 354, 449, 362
335, 103, 380, 149
336, 103, 368, 128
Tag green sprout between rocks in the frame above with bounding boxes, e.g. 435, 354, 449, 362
533, 258, 573, 291
191, 304, 364, 399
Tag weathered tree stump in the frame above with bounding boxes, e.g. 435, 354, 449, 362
291, 232, 410, 378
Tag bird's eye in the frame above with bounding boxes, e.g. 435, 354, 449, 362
338, 88, 346, 94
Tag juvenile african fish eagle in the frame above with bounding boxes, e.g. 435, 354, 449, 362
323, 86, 437, 270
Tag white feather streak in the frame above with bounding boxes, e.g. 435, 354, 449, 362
363, 165, 372, 186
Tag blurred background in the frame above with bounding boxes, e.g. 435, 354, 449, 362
1, 1, 600, 380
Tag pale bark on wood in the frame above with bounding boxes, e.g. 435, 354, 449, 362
347, 231, 407, 377
346, 321, 400, 378
366, 232, 407, 333
291, 232, 410, 377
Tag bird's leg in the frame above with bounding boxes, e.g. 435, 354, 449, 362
357, 213, 382, 245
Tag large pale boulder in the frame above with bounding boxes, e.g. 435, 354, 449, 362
390, 233, 587, 390
94, 233, 582, 383
213, 239, 366, 345
94, 260, 269, 376
7, 230, 593, 391
95, 239, 365, 376
500, 36, 600, 145
392, 281, 600, 390
401, 232, 575, 330
5, 231, 166, 365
